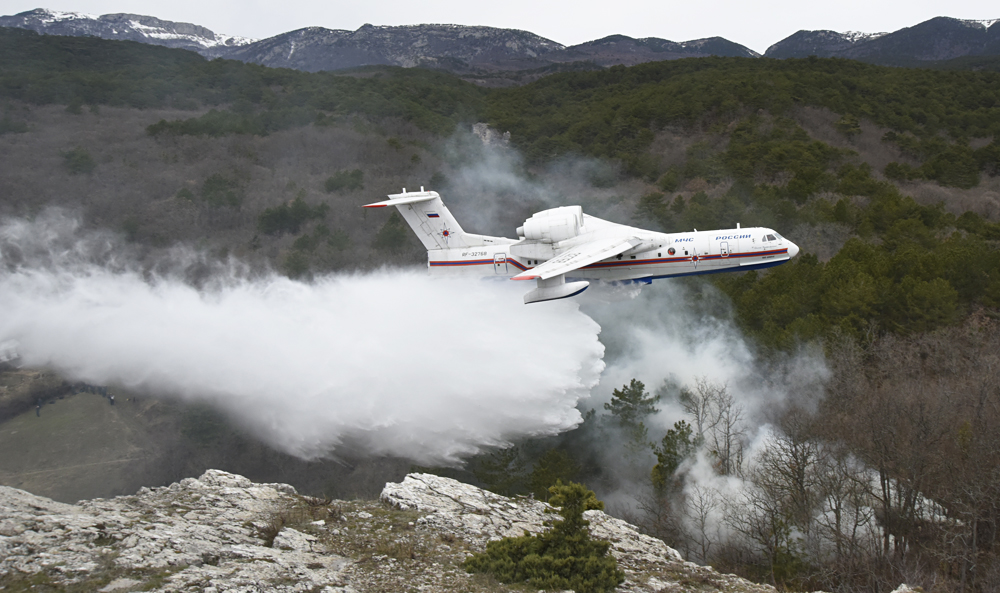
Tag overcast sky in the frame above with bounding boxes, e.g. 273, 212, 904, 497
1, 0, 997, 54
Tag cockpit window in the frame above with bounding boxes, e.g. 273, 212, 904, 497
774, 232, 784, 241
765, 234, 776, 241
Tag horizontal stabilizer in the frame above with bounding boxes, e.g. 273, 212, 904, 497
512, 237, 641, 281
363, 192, 439, 209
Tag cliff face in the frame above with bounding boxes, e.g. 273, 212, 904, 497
0, 469, 782, 592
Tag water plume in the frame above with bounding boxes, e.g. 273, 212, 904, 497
0, 211, 605, 465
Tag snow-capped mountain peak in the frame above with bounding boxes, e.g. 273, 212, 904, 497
839, 30, 888, 43
0, 8, 255, 54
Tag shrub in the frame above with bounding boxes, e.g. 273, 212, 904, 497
201, 174, 243, 208
0, 115, 28, 135
324, 169, 364, 193
257, 197, 328, 235
284, 250, 310, 279
62, 147, 96, 174
463, 481, 624, 593
372, 212, 412, 253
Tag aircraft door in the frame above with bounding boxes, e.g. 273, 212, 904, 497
493, 254, 508, 274
720, 241, 730, 257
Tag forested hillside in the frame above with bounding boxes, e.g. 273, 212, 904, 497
3, 26, 1000, 593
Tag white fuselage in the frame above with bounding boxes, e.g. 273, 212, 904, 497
427, 214, 798, 283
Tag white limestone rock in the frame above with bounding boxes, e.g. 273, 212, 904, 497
0, 469, 346, 592
0, 469, 910, 592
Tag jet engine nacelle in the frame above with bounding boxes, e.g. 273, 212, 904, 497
516, 206, 583, 243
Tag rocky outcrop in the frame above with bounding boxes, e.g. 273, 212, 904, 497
0, 469, 911, 591
0, 470, 345, 592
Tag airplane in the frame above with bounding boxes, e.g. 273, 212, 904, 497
364, 188, 800, 304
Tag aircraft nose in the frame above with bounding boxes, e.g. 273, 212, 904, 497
788, 241, 800, 258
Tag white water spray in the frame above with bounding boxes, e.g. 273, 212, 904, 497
0, 212, 604, 464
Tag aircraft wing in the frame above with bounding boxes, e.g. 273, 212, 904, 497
512, 237, 641, 281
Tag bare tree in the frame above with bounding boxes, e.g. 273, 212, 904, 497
683, 482, 723, 564
680, 378, 746, 477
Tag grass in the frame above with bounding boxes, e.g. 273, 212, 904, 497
0, 389, 159, 502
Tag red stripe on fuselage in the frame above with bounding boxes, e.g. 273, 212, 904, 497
428, 248, 787, 272
582, 248, 788, 269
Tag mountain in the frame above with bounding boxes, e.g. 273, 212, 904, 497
766, 17, 1000, 64
3, 8, 999, 77
550, 34, 759, 67
0, 8, 253, 54
0, 7, 758, 78
223, 23, 566, 73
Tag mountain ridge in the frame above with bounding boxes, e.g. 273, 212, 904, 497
765, 16, 1000, 63
0, 7, 760, 78
0, 8, 253, 54
2, 8, 1000, 78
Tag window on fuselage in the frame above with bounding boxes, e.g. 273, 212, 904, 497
765, 234, 776, 241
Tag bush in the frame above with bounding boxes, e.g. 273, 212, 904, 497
324, 169, 364, 193
201, 174, 244, 208
884, 161, 921, 181
372, 212, 412, 253
284, 250, 310, 279
0, 115, 28, 135
463, 481, 624, 593
62, 147, 96, 174
257, 197, 328, 235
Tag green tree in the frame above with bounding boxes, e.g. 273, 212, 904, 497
324, 169, 364, 192
604, 379, 660, 427
473, 447, 527, 496
651, 420, 698, 494
528, 448, 579, 500
463, 481, 625, 593
62, 147, 95, 174
834, 114, 862, 138
604, 379, 660, 453
258, 196, 328, 235
284, 250, 310, 279
372, 211, 412, 253
201, 173, 243, 208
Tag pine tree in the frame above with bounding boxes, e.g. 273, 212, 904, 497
463, 481, 625, 593
605, 379, 660, 453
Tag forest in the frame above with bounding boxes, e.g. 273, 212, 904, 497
2, 25, 1000, 592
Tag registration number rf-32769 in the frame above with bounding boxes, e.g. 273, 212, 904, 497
462, 251, 488, 257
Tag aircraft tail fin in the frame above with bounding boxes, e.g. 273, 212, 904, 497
363, 189, 495, 250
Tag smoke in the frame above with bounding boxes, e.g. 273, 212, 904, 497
0, 211, 605, 465
576, 281, 829, 529
436, 129, 636, 238
583, 282, 829, 427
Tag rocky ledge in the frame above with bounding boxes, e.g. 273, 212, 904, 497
0, 470, 906, 592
